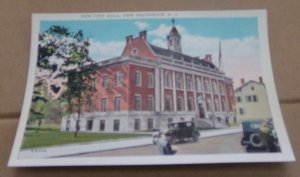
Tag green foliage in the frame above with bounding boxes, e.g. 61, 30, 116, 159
28, 84, 63, 126
21, 129, 149, 149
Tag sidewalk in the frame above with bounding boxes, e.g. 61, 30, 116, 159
19, 126, 242, 158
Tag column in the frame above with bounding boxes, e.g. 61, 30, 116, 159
155, 66, 160, 112
183, 73, 188, 111
192, 75, 198, 112
209, 77, 215, 112
160, 68, 165, 111
172, 71, 177, 111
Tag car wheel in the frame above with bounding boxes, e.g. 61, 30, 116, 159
249, 133, 264, 148
192, 132, 199, 142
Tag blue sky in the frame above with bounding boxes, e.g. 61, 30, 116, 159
40, 17, 261, 88
41, 17, 258, 42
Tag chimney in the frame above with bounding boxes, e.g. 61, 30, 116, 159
240, 78, 245, 85
126, 35, 133, 44
139, 30, 147, 40
259, 76, 263, 84
204, 54, 212, 63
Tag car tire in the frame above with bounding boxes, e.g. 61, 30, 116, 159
192, 132, 199, 142
249, 133, 264, 148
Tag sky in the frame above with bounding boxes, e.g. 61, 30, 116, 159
40, 17, 262, 89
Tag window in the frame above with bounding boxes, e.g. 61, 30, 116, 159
100, 120, 105, 131
186, 75, 193, 91
165, 71, 172, 88
147, 96, 154, 111
246, 95, 252, 102
101, 98, 107, 112
176, 73, 183, 89
135, 71, 141, 87
204, 79, 210, 92
187, 97, 193, 111
164, 96, 172, 111
212, 81, 218, 94
180, 117, 185, 122
251, 86, 255, 91
102, 75, 109, 89
219, 83, 224, 94
91, 78, 96, 91
196, 77, 202, 92
147, 73, 154, 88
131, 48, 139, 55
113, 120, 120, 131
177, 97, 184, 111
253, 95, 258, 102
239, 108, 245, 115
134, 119, 140, 131
86, 120, 93, 131
168, 118, 173, 123
115, 72, 123, 87
135, 95, 141, 111
214, 99, 220, 112
206, 99, 212, 111
221, 99, 226, 111
88, 98, 94, 112
147, 118, 154, 130
236, 96, 241, 102
115, 96, 121, 111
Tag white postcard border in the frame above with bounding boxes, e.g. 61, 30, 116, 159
8, 10, 295, 167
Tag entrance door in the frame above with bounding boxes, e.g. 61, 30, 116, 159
198, 103, 205, 119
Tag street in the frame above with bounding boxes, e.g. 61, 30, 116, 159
71, 132, 245, 157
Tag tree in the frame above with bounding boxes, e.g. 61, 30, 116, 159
31, 25, 97, 137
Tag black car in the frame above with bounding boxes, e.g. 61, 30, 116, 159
153, 121, 200, 144
241, 119, 280, 152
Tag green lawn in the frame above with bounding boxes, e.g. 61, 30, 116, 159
21, 128, 150, 149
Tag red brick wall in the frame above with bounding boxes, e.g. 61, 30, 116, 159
225, 82, 235, 112
90, 63, 130, 112
128, 64, 155, 111
122, 34, 159, 61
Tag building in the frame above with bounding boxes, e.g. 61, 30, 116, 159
234, 77, 272, 122
61, 24, 235, 132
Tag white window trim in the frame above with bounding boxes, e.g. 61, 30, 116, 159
135, 71, 142, 87
147, 72, 154, 88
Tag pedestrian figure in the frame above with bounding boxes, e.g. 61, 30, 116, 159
156, 132, 176, 155
156, 132, 167, 155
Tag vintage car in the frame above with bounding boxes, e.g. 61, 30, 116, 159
241, 119, 280, 152
153, 121, 200, 144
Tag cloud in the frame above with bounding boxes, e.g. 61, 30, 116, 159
88, 39, 125, 61
149, 24, 186, 38
149, 24, 261, 88
134, 21, 150, 30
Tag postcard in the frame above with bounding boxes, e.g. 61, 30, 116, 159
8, 10, 295, 167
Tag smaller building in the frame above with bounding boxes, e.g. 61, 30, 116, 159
234, 77, 272, 122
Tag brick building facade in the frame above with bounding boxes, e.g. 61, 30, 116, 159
61, 25, 235, 132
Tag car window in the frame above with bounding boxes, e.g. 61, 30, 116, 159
250, 123, 261, 129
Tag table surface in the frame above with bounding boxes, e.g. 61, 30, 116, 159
0, 0, 299, 176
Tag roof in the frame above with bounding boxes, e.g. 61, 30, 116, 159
170, 26, 179, 35
149, 44, 217, 70
235, 80, 265, 92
